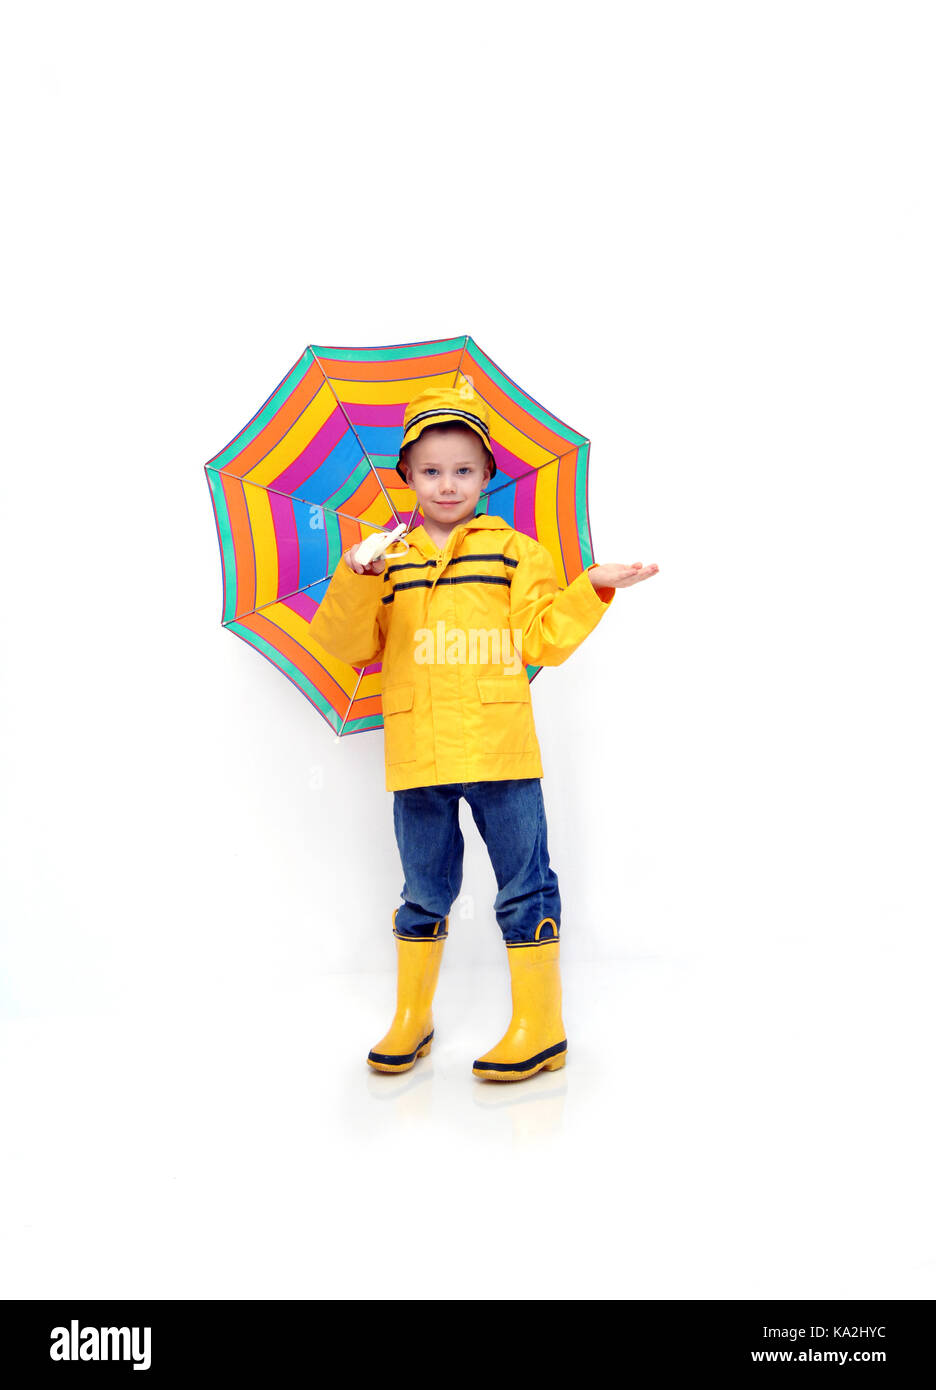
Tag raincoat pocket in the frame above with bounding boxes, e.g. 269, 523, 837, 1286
476, 675, 535, 755
382, 683, 416, 764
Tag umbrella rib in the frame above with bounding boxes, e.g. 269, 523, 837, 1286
480, 446, 580, 502
453, 337, 469, 394
336, 665, 366, 737
223, 573, 337, 626
308, 346, 403, 528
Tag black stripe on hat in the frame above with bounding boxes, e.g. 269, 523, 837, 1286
405, 407, 491, 439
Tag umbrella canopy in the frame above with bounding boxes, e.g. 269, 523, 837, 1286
204, 334, 599, 738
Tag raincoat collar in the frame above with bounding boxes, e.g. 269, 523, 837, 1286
404, 512, 510, 559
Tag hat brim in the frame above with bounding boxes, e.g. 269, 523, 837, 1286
396, 413, 496, 482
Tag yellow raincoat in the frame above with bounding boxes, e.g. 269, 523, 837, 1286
309, 513, 615, 791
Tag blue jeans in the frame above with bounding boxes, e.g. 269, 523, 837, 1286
392, 779, 561, 946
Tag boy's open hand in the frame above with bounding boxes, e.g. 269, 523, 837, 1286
344, 544, 387, 576
589, 561, 659, 590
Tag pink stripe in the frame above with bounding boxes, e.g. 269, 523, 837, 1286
486, 442, 525, 479
514, 470, 539, 539
273, 405, 347, 491
284, 591, 316, 622
271, 491, 299, 596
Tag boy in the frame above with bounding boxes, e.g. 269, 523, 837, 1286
308, 383, 658, 1081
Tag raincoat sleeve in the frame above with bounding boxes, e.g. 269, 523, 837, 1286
509, 541, 615, 667
307, 559, 390, 667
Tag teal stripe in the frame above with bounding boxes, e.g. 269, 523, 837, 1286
211, 348, 315, 471
205, 466, 240, 626
465, 337, 588, 448
331, 458, 373, 508
574, 441, 595, 566
324, 504, 343, 564
308, 337, 466, 364
225, 620, 381, 733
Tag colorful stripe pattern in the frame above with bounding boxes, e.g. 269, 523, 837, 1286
204, 336, 597, 738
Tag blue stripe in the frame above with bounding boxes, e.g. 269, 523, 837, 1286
367, 1031, 434, 1066
472, 1040, 567, 1073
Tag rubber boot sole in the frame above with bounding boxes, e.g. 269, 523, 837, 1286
472, 1040, 567, 1082
367, 1031, 434, 1074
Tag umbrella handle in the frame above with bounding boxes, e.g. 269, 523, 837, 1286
383, 539, 410, 559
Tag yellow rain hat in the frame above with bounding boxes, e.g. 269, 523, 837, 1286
396, 381, 497, 482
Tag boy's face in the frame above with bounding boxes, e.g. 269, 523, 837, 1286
403, 429, 492, 527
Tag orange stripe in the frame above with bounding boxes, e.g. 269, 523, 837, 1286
556, 450, 584, 575
222, 472, 257, 618
312, 348, 462, 384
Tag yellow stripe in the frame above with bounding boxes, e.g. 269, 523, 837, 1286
532, 458, 564, 583
245, 484, 278, 608
331, 374, 454, 407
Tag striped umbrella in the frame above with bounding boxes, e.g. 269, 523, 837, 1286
204, 335, 598, 739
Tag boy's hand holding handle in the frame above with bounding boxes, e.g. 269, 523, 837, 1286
588, 561, 659, 590
343, 523, 408, 575
344, 543, 387, 576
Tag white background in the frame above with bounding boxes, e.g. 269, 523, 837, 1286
1, 0, 933, 1300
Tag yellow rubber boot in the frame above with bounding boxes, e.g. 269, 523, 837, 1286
367, 915, 448, 1073
472, 931, 567, 1082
